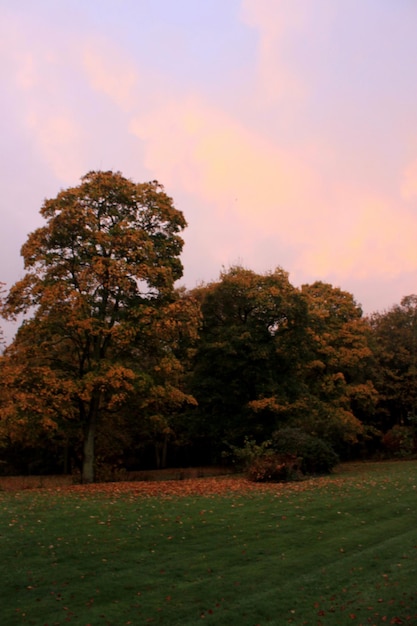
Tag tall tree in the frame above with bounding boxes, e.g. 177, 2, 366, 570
189, 266, 308, 454
369, 295, 417, 431
0, 282, 5, 352
299, 281, 377, 451
1, 171, 187, 482
115, 287, 200, 470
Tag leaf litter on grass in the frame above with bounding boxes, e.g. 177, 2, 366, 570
1, 461, 417, 625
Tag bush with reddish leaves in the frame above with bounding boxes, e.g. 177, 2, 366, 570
227, 429, 338, 482
246, 453, 302, 482
382, 425, 416, 458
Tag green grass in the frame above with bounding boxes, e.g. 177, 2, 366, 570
1, 461, 417, 625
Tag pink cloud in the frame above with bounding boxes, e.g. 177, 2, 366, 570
239, 0, 330, 107
82, 39, 138, 112
298, 193, 417, 281
131, 96, 316, 208
25, 111, 84, 183
401, 159, 417, 201
132, 94, 417, 286
2, 0, 417, 314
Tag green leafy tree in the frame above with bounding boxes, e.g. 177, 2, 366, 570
369, 295, 417, 431
1, 171, 187, 482
189, 266, 308, 456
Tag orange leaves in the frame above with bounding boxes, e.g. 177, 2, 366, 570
22, 472, 341, 500
4, 170, 187, 328
55, 476, 265, 498
0, 348, 77, 445
0, 281, 6, 348
0, 171, 193, 479
145, 383, 196, 408
247, 397, 288, 414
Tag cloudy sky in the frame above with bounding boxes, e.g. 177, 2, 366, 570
2, 0, 417, 340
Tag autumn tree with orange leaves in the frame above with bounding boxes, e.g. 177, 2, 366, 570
0, 171, 190, 482
187, 272, 377, 462
0, 282, 5, 351
299, 281, 378, 453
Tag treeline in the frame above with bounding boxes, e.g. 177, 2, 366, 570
0, 172, 416, 482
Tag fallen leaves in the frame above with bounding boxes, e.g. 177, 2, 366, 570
2, 461, 417, 626
0, 473, 354, 502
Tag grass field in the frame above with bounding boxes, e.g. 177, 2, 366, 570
1, 461, 417, 625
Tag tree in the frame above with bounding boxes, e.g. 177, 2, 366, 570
0, 285, 4, 354
299, 281, 378, 453
189, 266, 308, 456
1, 171, 188, 482
112, 287, 200, 470
369, 295, 417, 431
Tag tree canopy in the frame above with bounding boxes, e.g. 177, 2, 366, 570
1, 171, 189, 482
299, 281, 377, 452
189, 266, 308, 452
369, 295, 417, 431
1, 173, 417, 478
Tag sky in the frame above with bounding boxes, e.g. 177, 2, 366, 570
2, 0, 417, 341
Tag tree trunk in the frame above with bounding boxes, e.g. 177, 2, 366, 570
82, 418, 96, 483
81, 391, 101, 483
63, 443, 70, 475
155, 443, 161, 469
161, 435, 168, 469
81, 415, 97, 484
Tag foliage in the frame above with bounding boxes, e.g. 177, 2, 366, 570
0, 282, 5, 352
4, 187, 417, 471
223, 437, 302, 482
101, 287, 201, 471
298, 282, 378, 452
0, 171, 189, 482
222, 436, 273, 470
369, 295, 417, 433
382, 425, 416, 458
226, 428, 338, 481
1, 461, 417, 625
189, 266, 308, 452
188, 275, 378, 464
271, 427, 339, 475
246, 452, 301, 482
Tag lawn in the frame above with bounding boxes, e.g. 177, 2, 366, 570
1, 461, 417, 625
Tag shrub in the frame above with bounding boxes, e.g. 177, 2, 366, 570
222, 437, 272, 471
382, 425, 416, 458
271, 428, 339, 475
94, 458, 128, 482
225, 429, 338, 482
247, 453, 302, 482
